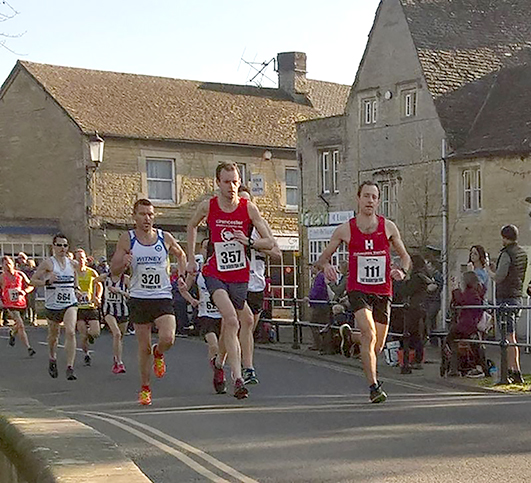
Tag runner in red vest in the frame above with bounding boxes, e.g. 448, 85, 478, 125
1, 256, 36, 356
187, 162, 274, 399
317, 181, 411, 403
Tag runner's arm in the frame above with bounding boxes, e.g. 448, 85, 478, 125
30, 259, 53, 287
246, 202, 274, 250
253, 219, 282, 262
186, 200, 209, 273
20, 272, 34, 294
110, 233, 133, 276
386, 220, 411, 275
316, 223, 349, 282
93, 275, 103, 305
165, 232, 187, 276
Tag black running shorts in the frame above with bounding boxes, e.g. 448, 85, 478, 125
129, 298, 174, 325
348, 291, 391, 325
247, 291, 264, 315
77, 308, 100, 322
45, 305, 77, 323
198, 316, 221, 338
203, 276, 248, 311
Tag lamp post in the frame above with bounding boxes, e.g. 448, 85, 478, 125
86, 132, 104, 252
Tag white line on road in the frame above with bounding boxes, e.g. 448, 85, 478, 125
79, 411, 259, 483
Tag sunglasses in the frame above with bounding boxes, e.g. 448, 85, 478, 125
54, 243, 68, 248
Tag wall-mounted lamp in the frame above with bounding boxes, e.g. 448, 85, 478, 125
89, 132, 105, 168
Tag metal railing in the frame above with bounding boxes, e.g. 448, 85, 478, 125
260, 297, 531, 385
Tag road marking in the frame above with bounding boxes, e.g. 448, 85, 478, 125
79, 411, 259, 483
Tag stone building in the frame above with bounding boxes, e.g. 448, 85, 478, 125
0, 52, 349, 303
297, 0, 531, 303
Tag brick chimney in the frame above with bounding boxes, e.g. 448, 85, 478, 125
277, 52, 307, 95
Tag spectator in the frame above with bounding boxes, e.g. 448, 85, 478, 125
96, 257, 110, 275
467, 245, 489, 289
446, 271, 489, 377
329, 260, 348, 302
16, 252, 37, 325
487, 224, 528, 384
308, 265, 331, 351
425, 260, 443, 345
401, 254, 436, 372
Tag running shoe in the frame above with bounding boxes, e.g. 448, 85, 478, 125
210, 357, 227, 394
84, 354, 92, 366
66, 366, 77, 381
242, 367, 259, 385
152, 344, 166, 378
233, 378, 249, 399
138, 387, 152, 406
339, 324, 353, 358
112, 362, 126, 374
48, 359, 58, 378
465, 368, 485, 379
369, 381, 387, 404
28, 347, 36, 357
509, 370, 524, 384
8, 330, 15, 347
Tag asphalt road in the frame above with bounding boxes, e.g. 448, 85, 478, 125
1, 325, 531, 482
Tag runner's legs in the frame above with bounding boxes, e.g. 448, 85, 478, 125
10, 310, 30, 349
354, 308, 379, 386
135, 323, 153, 387
238, 302, 255, 369
47, 320, 60, 360
105, 314, 126, 363
63, 307, 78, 368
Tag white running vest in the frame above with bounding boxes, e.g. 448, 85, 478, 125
197, 273, 221, 319
44, 257, 77, 310
103, 275, 129, 317
248, 228, 266, 293
129, 229, 172, 300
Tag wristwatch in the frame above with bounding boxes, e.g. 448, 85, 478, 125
249, 237, 254, 248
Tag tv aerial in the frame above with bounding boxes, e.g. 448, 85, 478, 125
239, 53, 277, 88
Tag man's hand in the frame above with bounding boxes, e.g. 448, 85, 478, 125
323, 263, 338, 283
232, 230, 250, 246
123, 251, 133, 267
47, 273, 58, 284
467, 262, 474, 272
390, 268, 405, 281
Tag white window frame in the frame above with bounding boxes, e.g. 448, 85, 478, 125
362, 98, 377, 125
332, 150, 340, 194
380, 180, 398, 219
321, 151, 331, 194
402, 89, 417, 118
309, 240, 348, 271
237, 163, 247, 186
146, 158, 175, 203
285, 167, 299, 209
462, 167, 482, 212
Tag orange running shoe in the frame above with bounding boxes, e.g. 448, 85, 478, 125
152, 344, 166, 378
138, 386, 152, 406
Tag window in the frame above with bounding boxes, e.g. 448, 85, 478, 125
268, 251, 298, 308
380, 180, 398, 219
332, 151, 340, 194
237, 163, 247, 185
462, 167, 482, 212
147, 158, 174, 202
320, 149, 340, 195
321, 151, 330, 194
285, 168, 299, 208
362, 98, 377, 125
402, 89, 417, 118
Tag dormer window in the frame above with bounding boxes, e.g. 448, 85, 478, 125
401, 88, 417, 118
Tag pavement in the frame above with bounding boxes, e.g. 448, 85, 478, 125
0, 320, 530, 482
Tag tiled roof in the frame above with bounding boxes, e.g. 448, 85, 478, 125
17, 61, 349, 149
400, 0, 531, 153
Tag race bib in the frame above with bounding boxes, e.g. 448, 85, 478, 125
55, 287, 74, 305
214, 241, 246, 272
205, 300, 219, 316
8, 288, 20, 303
78, 291, 90, 305
357, 256, 386, 285
139, 266, 164, 290
106, 290, 121, 302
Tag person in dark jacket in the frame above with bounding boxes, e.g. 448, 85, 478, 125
486, 224, 528, 383
446, 271, 488, 377
401, 254, 436, 372
308, 266, 331, 351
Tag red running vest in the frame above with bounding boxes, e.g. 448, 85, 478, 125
1, 271, 27, 309
203, 196, 252, 283
347, 215, 392, 296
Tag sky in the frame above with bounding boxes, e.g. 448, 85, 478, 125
0, 0, 380, 88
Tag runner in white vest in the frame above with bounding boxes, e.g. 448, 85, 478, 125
111, 198, 186, 406
32, 233, 80, 381
238, 187, 281, 385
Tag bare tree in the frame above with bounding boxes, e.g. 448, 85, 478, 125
0, 1, 24, 54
